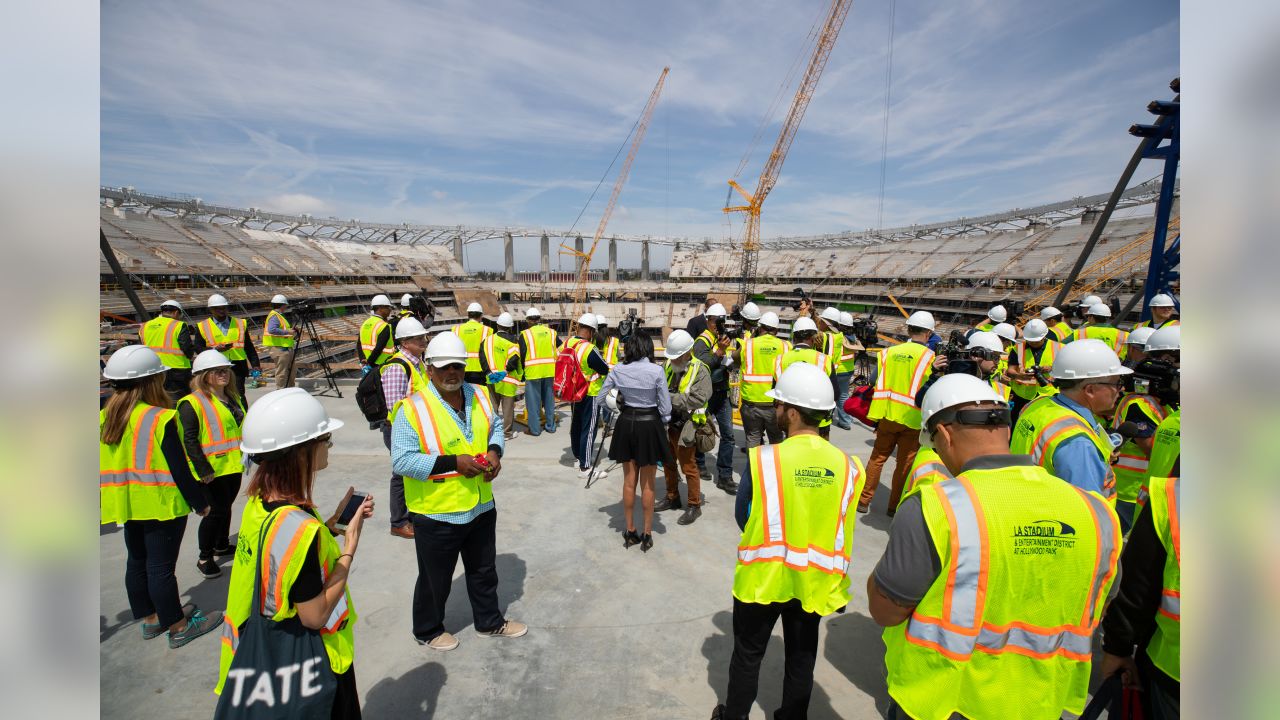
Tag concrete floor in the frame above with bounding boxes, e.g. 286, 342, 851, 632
100, 387, 904, 719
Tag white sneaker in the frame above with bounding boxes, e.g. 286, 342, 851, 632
578, 466, 593, 479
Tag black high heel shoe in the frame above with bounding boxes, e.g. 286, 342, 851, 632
640, 533, 653, 552
623, 530, 641, 548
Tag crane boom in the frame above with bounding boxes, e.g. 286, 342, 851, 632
726, 0, 854, 302
565, 66, 669, 328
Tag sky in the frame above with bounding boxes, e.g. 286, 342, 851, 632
101, 0, 1180, 271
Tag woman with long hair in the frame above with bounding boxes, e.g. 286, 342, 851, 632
177, 350, 246, 579
597, 332, 673, 552
100, 345, 221, 648
215, 388, 373, 718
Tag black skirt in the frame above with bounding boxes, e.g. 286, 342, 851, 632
607, 410, 675, 467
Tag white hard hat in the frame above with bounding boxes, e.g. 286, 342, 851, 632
425, 332, 469, 367
1079, 294, 1102, 307
766, 362, 836, 411
992, 323, 1017, 343
160, 299, 182, 310
906, 311, 936, 331
791, 317, 818, 334
192, 349, 233, 374
526, 307, 542, 318
839, 311, 853, 327
1145, 325, 1181, 353
371, 294, 392, 308
604, 388, 620, 413
1088, 302, 1112, 318
820, 307, 842, 323
102, 345, 167, 380
1022, 319, 1049, 343
1040, 306, 1063, 321
394, 317, 429, 340
1051, 339, 1132, 380
1149, 293, 1176, 308
207, 294, 229, 308
401, 293, 413, 307
466, 302, 484, 314
741, 302, 762, 321
706, 303, 728, 318
663, 329, 696, 359
1126, 326, 1156, 346
596, 314, 607, 327
966, 331, 1004, 355
271, 294, 288, 305
918, 374, 1007, 446
240, 387, 344, 454
577, 313, 599, 329
987, 305, 1008, 323
759, 311, 781, 329
496, 312, 515, 329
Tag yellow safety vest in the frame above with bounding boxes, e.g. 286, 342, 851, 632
837, 334, 858, 374
739, 335, 790, 405
1110, 394, 1168, 503
990, 375, 1011, 402
898, 447, 950, 508
780, 347, 833, 376
216, 498, 356, 695
397, 386, 495, 514
1145, 475, 1181, 682
1009, 341, 1061, 400
975, 321, 995, 333
883, 465, 1121, 720
1146, 408, 1180, 483
380, 351, 428, 420
520, 324, 558, 380
822, 331, 845, 372
359, 315, 393, 366
1135, 318, 1179, 331
664, 357, 709, 423
261, 309, 295, 348
452, 320, 492, 373
734, 435, 866, 616
177, 391, 245, 478
482, 334, 523, 398
1010, 396, 1117, 503
100, 403, 189, 523
1074, 325, 1126, 352
1048, 322, 1074, 343
140, 316, 192, 369
603, 337, 622, 368
198, 317, 248, 362
565, 337, 605, 397
868, 341, 934, 429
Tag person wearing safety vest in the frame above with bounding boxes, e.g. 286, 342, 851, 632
565, 313, 611, 478
480, 312, 523, 441
261, 293, 301, 389
830, 311, 861, 430
358, 294, 396, 371
215, 388, 370, 717
868, 373, 1122, 720
380, 317, 432, 541
990, 322, 1017, 378
1041, 305, 1075, 343
920, 331, 1012, 413
399, 293, 416, 321
780, 316, 836, 441
1005, 318, 1060, 419
390, 332, 526, 651
597, 314, 623, 368
692, 303, 738, 494
968, 304, 1005, 337
655, 329, 713, 526
1141, 326, 1181, 487
815, 307, 852, 431
732, 311, 790, 450
100, 346, 221, 649
519, 307, 559, 436
897, 446, 951, 509
1074, 302, 1127, 352
1110, 375, 1169, 533
139, 299, 196, 400
860, 311, 937, 514
178, 351, 246, 580
711, 363, 866, 720
195, 293, 261, 398
1073, 293, 1103, 328
1134, 292, 1180, 331
1010, 339, 1131, 503
452, 301, 493, 385
1100, 475, 1181, 720
1120, 325, 1155, 365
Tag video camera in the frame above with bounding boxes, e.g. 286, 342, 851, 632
791, 287, 811, 312
618, 308, 643, 340
849, 317, 878, 348
291, 300, 320, 321
1125, 358, 1179, 406
409, 296, 435, 322
938, 329, 981, 377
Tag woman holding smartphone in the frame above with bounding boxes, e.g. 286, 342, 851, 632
177, 350, 246, 579
215, 388, 373, 718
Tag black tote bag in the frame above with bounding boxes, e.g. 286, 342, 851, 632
214, 508, 337, 719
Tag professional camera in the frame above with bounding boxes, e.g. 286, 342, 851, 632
291, 300, 320, 321
618, 308, 643, 340
1125, 358, 1179, 406
409, 296, 435, 323
849, 317, 879, 348
938, 330, 981, 377
721, 318, 744, 341
791, 287, 811, 312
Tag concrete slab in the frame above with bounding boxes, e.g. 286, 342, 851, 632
100, 389, 904, 719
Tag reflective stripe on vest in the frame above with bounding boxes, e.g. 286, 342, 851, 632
141, 317, 191, 368
402, 388, 494, 481
1019, 402, 1117, 500
99, 406, 176, 489
903, 451, 950, 503
262, 310, 294, 348
872, 344, 934, 407
199, 318, 247, 349
521, 327, 556, 365
482, 335, 524, 387
184, 391, 242, 456
359, 316, 392, 364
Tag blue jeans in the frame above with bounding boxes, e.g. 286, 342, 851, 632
698, 388, 736, 481
1115, 499, 1136, 534
570, 395, 596, 470
832, 372, 854, 427
524, 377, 556, 435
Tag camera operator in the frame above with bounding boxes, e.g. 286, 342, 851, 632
686, 295, 720, 338
1006, 319, 1061, 420
1142, 326, 1180, 484
1121, 326, 1155, 365
692, 303, 738, 493
262, 294, 302, 389
1109, 328, 1176, 531
923, 331, 1010, 405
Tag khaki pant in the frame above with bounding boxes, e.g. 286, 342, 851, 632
273, 347, 298, 389
488, 386, 516, 436
664, 426, 702, 506
741, 401, 783, 449
860, 418, 920, 510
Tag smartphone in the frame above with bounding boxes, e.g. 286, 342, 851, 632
336, 492, 369, 530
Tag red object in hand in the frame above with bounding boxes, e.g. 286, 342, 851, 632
473, 454, 492, 470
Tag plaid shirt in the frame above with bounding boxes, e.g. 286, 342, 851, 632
380, 350, 425, 411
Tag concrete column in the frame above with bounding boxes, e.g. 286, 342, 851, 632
641, 238, 651, 281
608, 237, 618, 282
575, 236, 584, 275
540, 234, 550, 282
504, 232, 515, 281
453, 235, 464, 267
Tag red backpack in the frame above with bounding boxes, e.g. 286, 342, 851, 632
553, 341, 589, 402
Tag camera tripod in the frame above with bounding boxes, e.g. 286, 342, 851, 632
292, 310, 342, 398
585, 408, 618, 489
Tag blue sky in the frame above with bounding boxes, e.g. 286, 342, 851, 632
101, 0, 1179, 271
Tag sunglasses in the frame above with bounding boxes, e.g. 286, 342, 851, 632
1087, 380, 1125, 391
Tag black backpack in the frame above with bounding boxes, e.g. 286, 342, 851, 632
355, 358, 410, 425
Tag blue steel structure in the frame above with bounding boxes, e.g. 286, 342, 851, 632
1130, 79, 1180, 321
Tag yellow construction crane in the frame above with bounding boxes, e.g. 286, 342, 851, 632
564, 67, 669, 330
725, 0, 854, 304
